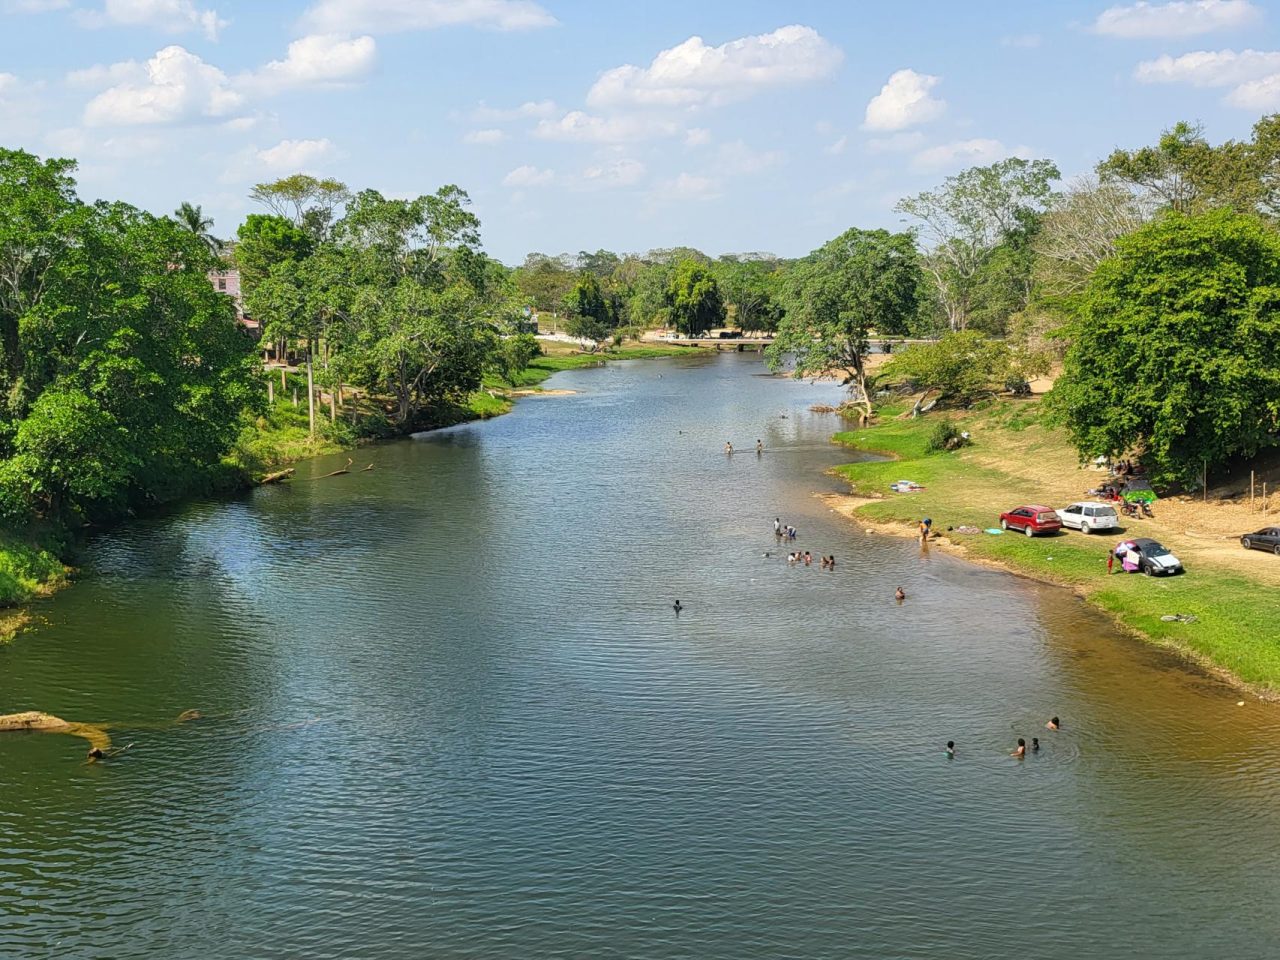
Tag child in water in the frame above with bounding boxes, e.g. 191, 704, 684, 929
1012, 738, 1027, 759
945, 741, 955, 759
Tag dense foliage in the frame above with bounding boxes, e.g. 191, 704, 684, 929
0, 149, 260, 529
1047, 209, 1280, 487
765, 228, 922, 414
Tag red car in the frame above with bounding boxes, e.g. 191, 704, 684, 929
1000, 505, 1063, 537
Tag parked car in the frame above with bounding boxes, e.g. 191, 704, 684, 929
1115, 537, 1183, 576
1056, 501, 1120, 534
1240, 527, 1280, 555
999, 505, 1063, 537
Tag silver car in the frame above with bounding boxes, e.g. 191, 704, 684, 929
1057, 501, 1120, 534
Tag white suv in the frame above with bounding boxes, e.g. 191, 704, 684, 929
1057, 501, 1120, 534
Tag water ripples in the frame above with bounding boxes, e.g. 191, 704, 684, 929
2, 354, 1280, 959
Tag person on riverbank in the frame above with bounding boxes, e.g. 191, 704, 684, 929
919, 518, 932, 543
895, 586, 906, 602
1012, 738, 1027, 759
1046, 716, 1060, 731
946, 741, 955, 759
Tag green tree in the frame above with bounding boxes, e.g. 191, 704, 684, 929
1047, 209, 1280, 487
250, 174, 349, 239
766, 228, 922, 415
174, 201, 223, 255
666, 259, 725, 337
897, 157, 1060, 332
878, 331, 1049, 406
234, 214, 313, 291
563, 272, 616, 348
0, 149, 83, 404
715, 257, 783, 333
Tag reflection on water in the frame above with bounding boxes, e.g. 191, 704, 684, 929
1, 352, 1278, 960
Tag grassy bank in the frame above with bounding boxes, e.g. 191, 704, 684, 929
831, 401, 1280, 692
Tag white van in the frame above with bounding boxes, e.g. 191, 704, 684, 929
1056, 501, 1120, 534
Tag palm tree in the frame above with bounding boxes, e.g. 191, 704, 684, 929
175, 201, 224, 256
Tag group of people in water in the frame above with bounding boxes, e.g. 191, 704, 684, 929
784, 550, 837, 569
725, 440, 765, 455
946, 716, 1060, 761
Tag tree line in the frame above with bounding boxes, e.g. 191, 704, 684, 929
3, 112, 1279, 539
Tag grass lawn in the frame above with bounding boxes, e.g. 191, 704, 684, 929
833, 402, 1280, 691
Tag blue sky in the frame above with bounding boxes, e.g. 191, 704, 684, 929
2, 0, 1278, 263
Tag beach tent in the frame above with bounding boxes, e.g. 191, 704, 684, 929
1121, 477, 1156, 504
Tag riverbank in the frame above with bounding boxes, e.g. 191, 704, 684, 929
826, 400, 1280, 695
234, 341, 702, 472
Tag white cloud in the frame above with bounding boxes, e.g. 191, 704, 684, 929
912, 138, 1033, 172
717, 139, 784, 174
253, 34, 377, 92
825, 135, 847, 155
470, 98, 556, 122
256, 137, 334, 170
534, 110, 678, 143
685, 127, 711, 147
587, 24, 842, 109
502, 164, 554, 187
1135, 48, 1280, 85
1226, 74, 1280, 108
661, 172, 722, 200
0, 73, 17, 96
67, 60, 143, 88
580, 157, 646, 187
83, 45, 242, 126
863, 68, 946, 132
301, 0, 555, 34
1093, 0, 1259, 38
78, 0, 227, 41
463, 128, 506, 144
866, 131, 926, 153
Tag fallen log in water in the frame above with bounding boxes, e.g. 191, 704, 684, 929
0, 711, 112, 758
313, 458, 354, 480
260, 468, 295, 485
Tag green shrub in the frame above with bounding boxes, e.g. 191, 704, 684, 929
926, 418, 963, 453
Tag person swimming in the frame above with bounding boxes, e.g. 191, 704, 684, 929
1012, 737, 1026, 759
946, 740, 955, 759
803, 551, 812, 566
673, 599, 683, 614
895, 586, 906, 602
1032, 737, 1040, 753
1046, 716, 1060, 731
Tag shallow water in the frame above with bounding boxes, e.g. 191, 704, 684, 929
2, 352, 1278, 959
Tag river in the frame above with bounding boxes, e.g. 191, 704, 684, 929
2, 352, 1278, 960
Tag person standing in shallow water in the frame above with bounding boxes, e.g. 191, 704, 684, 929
725, 441, 733, 455
1046, 716, 1060, 731
756, 439, 763, 454
1012, 738, 1027, 759
946, 741, 955, 759
673, 600, 683, 615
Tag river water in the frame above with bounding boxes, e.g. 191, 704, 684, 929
2, 352, 1278, 960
